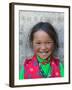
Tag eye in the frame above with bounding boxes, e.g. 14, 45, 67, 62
46, 42, 54, 44
36, 42, 41, 44
46, 42, 51, 44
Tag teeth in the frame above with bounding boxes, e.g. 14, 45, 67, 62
40, 52, 48, 55
42, 53, 46, 55
40, 51, 48, 53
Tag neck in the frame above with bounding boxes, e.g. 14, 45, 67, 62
37, 56, 50, 64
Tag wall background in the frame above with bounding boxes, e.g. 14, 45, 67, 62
0, 0, 72, 90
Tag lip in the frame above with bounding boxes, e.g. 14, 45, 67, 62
39, 52, 49, 59
39, 51, 48, 53
39, 51, 48, 55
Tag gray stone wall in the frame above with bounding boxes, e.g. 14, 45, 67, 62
19, 10, 64, 69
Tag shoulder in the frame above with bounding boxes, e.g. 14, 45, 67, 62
24, 55, 36, 66
54, 56, 64, 66
24, 56, 33, 65
51, 56, 60, 61
24, 58, 32, 66
51, 56, 61, 66
24, 55, 38, 68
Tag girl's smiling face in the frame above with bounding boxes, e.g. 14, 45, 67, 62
33, 30, 55, 59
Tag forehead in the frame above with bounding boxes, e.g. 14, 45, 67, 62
33, 30, 53, 41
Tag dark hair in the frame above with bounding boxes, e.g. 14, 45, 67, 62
29, 22, 59, 49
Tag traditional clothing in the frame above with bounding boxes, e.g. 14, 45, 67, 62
19, 55, 64, 79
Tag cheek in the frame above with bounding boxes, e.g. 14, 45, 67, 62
33, 44, 55, 53
33, 47, 38, 54
47, 45, 54, 52
34, 49, 37, 54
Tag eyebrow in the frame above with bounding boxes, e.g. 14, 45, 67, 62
33, 41, 54, 43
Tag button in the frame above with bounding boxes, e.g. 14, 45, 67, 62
30, 68, 33, 72
52, 61, 54, 65
55, 72, 59, 76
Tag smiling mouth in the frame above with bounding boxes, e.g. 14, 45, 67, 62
39, 51, 48, 55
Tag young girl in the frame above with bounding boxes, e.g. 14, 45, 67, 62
19, 22, 64, 79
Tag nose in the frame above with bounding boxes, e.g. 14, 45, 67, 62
40, 44, 46, 50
